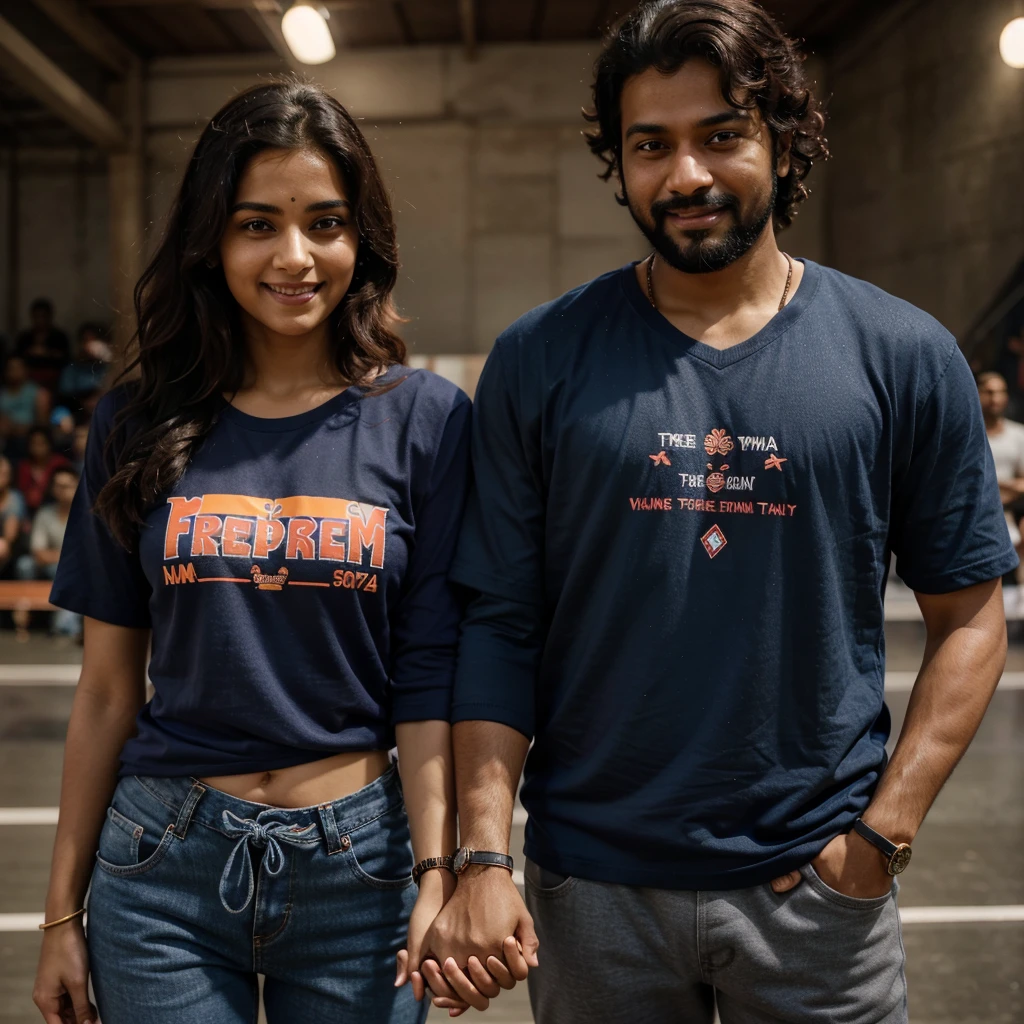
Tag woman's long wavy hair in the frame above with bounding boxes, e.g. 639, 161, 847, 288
95, 79, 405, 549
585, 0, 829, 229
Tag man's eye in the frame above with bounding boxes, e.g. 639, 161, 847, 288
636, 140, 666, 152
709, 131, 740, 144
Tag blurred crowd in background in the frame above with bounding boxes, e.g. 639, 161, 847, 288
0, 298, 112, 640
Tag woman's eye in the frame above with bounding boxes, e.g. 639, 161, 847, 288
312, 216, 347, 230
241, 218, 273, 232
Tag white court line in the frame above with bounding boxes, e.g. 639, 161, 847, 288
2, 906, 1023, 932
0, 808, 59, 825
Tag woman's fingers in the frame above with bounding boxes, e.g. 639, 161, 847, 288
466, 956, 501, 997
502, 934, 530, 981
442, 958, 491, 1011
395, 948, 409, 987
421, 959, 459, 1001
410, 969, 425, 1002
485, 954, 517, 990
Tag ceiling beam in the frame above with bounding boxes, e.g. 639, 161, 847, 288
458, 0, 476, 59
30, 0, 138, 76
246, 1, 295, 66
0, 12, 126, 149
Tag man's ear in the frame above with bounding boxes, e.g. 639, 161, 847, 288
613, 163, 629, 207
776, 132, 794, 179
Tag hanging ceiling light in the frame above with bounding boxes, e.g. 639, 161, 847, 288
281, 3, 336, 65
999, 17, 1024, 68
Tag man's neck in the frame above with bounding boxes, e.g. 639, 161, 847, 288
985, 415, 1005, 433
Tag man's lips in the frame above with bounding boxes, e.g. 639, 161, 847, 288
665, 206, 729, 228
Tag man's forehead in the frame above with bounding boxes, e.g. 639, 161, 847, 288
621, 63, 757, 127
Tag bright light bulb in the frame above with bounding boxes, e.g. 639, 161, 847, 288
1000, 17, 1024, 68
282, 4, 336, 65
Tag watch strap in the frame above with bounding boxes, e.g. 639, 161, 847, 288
852, 819, 898, 858
468, 851, 514, 873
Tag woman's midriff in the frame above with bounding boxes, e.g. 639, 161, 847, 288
199, 749, 391, 808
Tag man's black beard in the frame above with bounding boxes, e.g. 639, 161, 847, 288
625, 175, 778, 274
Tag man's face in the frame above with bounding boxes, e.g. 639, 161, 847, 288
618, 60, 786, 274
979, 377, 1009, 419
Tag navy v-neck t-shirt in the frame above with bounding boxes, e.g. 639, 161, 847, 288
52, 367, 471, 777
451, 259, 1016, 889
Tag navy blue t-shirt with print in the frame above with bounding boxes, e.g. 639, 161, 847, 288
51, 367, 471, 777
451, 259, 1017, 890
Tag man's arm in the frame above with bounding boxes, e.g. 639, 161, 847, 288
773, 578, 1006, 897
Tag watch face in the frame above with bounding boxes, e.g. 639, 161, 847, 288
889, 844, 913, 875
452, 848, 470, 875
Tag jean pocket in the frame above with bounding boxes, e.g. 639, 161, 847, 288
342, 802, 414, 891
95, 806, 176, 878
800, 863, 895, 911
524, 858, 578, 899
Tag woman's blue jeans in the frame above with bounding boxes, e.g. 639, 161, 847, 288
86, 765, 427, 1023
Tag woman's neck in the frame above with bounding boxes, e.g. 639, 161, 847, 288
240, 318, 345, 397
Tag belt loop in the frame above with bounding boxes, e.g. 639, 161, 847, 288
173, 781, 206, 841
317, 802, 344, 855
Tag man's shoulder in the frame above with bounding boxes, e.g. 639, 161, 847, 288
1003, 418, 1024, 440
494, 265, 629, 356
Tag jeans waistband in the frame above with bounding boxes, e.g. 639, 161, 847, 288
129, 763, 404, 914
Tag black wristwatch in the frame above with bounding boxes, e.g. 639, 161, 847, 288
852, 819, 913, 876
451, 847, 514, 877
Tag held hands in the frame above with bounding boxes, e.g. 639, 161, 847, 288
397, 865, 539, 1016
33, 919, 98, 1024
770, 829, 893, 899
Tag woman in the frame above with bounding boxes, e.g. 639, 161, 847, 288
33, 81, 469, 1024
0, 354, 50, 458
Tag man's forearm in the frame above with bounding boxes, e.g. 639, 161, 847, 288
453, 720, 530, 852
865, 580, 1005, 845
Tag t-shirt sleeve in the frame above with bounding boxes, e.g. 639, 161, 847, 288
892, 344, 1019, 593
449, 339, 546, 736
389, 389, 473, 724
49, 392, 152, 627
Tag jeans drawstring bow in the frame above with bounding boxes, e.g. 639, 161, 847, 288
218, 810, 317, 913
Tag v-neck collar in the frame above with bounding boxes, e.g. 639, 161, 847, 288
620, 257, 821, 369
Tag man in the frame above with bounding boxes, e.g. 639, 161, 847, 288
14, 297, 71, 392
418, 2, 1016, 1022
977, 371, 1024, 573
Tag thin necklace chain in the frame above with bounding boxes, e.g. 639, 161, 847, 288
646, 251, 795, 315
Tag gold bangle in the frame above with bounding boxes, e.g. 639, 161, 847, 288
38, 908, 86, 931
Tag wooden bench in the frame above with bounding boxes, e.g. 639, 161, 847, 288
0, 581, 56, 611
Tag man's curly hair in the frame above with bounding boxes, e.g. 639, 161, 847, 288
584, 0, 829, 230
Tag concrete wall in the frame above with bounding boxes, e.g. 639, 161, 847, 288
825, 0, 1024, 338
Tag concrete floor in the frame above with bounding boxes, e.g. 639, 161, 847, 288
1, 606, 1022, 1022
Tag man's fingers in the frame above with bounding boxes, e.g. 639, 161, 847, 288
395, 948, 409, 987
485, 954, 517, 990
466, 956, 502, 998
442, 958, 491, 1012
421, 959, 458, 1001
502, 934, 530, 980
517, 913, 541, 968
770, 870, 802, 893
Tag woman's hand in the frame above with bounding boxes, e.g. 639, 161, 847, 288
395, 868, 466, 1005
33, 919, 97, 1024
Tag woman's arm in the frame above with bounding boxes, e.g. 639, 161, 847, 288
393, 720, 457, 998
34, 617, 149, 1024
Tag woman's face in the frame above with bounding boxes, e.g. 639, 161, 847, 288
219, 146, 359, 342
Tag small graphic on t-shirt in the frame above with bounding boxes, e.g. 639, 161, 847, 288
701, 524, 727, 558
633, 425, 797, 558
161, 493, 388, 592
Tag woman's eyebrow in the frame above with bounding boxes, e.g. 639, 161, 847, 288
229, 200, 352, 214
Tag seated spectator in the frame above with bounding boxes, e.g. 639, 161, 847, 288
58, 322, 111, 417
17, 426, 69, 516
0, 355, 50, 459
14, 298, 70, 392
14, 466, 81, 638
69, 420, 89, 477
0, 455, 27, 578
978, 371, 1024, 577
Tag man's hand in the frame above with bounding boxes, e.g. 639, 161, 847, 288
420, 866, 539, 1014
770, 830, 892, 899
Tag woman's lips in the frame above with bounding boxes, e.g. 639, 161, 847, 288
262, 282, 324, 305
